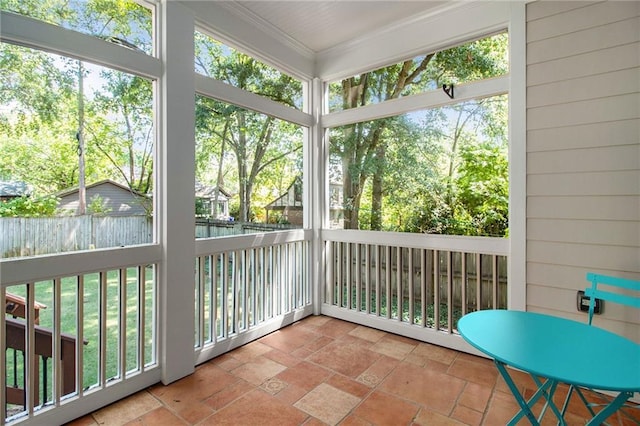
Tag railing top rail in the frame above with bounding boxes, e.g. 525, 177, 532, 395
0, 245, 161, 287
195, 228, 311, 256
321, 229, 508, 255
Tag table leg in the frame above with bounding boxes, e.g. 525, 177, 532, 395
494, 361, 540, 425
585, 391, 633, 426
530, 375, 566, 423
495, 361, 571, 426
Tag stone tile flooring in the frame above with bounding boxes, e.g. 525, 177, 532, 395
66, 315, 640, 425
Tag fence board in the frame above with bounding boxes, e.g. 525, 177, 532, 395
3, 217, 300, 258
1, 216, 152, 258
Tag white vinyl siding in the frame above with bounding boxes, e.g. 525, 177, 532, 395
525, 0, 640, 339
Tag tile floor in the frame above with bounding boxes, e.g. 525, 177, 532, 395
66, 315, 639, 426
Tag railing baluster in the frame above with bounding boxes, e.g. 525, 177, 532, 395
364, 244, 371, 314
295, 242, 301, 308
346, 242, 352, 309
233, 250, 240, 334
259, 248, 265, 322
287, 243, 292, 310
1, 285, 6, 424
99, 272, 107, 387
433, 251, 440, 331
420, 249, 427, 328
475, 253, 482, 311
197, 257, 206, 348
447, 252, 453, 333
461, 254, 468, 317
396, 247, 402, 322
375, 245, 381, 317
305, 241, 310, 305
355, 243, 361, 312
408, 248, 414, 325
385, 246, 391, 319
297, 243, 301, 307
492, 255, 499, 309
222, 252, 229, 337
270, 246, 276, 318
77, 275, 85, 396
212, 255, 219, 342
26, 282, 36, 414
336, 243, 344, 307
251, 249, 257, 327
119, 269, 127, 379
242, 250, 248, 331
53, 277, 62, 405
276, 245, 283, 316
137, 266, 145, 371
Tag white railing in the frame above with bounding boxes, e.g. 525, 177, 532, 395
322, 229, 509, 349
194, 230, 313, 363
1, 227, 507, 424
1, 261, 158, 425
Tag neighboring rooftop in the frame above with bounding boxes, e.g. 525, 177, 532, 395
0, 181, 31, 198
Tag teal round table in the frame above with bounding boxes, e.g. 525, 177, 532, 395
457, 310, 640, 425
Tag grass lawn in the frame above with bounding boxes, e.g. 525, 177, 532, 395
335, 284, 465, 328
5, 267, 156, 405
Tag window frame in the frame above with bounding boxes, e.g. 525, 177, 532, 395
0, 8, 162, 281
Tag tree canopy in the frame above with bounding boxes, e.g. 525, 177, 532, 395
329, 33, 509, 236
0, 0, 153, 216
1, 4, 509, 235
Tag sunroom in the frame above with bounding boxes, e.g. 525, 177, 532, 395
0, 1, 638, 425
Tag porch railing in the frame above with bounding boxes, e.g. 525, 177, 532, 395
194, 230, 313, 362
322, 230, 508, 347
2, 264, 158, 425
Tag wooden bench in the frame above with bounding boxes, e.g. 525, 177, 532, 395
5, 292, 47, 324
5, 292, 82, 408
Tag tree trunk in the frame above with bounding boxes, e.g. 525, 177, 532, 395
213, 121, 229, 218
236, 112, 249, 222
77, 61, 86, 216
339, 55, 433, 230
370, 143, 385, 230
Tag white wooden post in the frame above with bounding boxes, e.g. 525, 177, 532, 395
159, 1, 196, 384
311, 77, 325, 314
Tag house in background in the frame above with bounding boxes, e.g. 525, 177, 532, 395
0, 180, 31, 202
57, 179, 149, 216
195, 181, 231, 219
57, 179, 230, 218
264, 176, 303, 225
265, 177, 344, 226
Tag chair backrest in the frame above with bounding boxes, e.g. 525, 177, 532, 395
585, 272, 640, 325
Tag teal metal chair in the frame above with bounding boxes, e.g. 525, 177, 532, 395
561, 272, 640, 423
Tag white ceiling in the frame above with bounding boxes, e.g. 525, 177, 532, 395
228, 1, 449, 53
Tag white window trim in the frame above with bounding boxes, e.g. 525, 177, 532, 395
0, 12, 161, 79
195, 74, 313, 128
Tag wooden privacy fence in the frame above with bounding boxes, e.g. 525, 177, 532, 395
1, 217, 300, 258
195, 218, 298, 238
0, 216, 152, 258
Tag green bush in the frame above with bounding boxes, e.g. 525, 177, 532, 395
0, 195, 59, 217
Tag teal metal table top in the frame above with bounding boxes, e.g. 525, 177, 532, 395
458, 310, 640, 392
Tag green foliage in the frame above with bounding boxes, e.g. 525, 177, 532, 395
87, 194, 112, 215
455, 142, 509, 236
0, 1, 154, 201
0, 195, 59, 217
328, 32, 509, 232
195, 33, 303, 222
1, 6, 509, 238
1, 0, 152, 53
